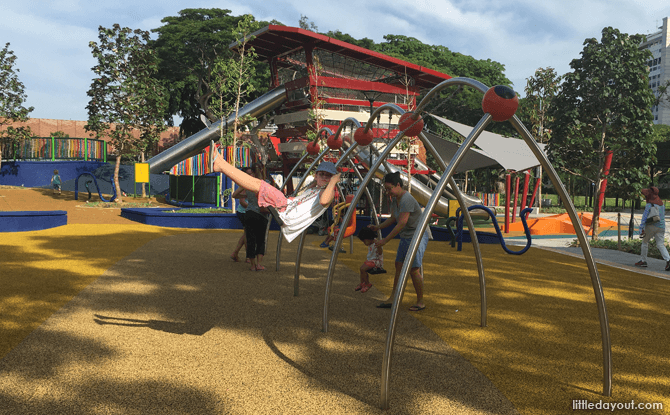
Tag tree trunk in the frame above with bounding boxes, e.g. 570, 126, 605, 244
591, 178, 604, 241
114, 155, 123, 203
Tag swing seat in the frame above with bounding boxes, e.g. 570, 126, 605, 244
368, 267, 387, 275
329, 194, 357, 239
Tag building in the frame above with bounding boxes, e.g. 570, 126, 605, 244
641, 16, 670, 125
0, 117, 182, 157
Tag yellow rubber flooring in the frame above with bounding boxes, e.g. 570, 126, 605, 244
0, 218, 668, 413
335, 239, 670, 414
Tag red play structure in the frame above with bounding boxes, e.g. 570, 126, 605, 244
238, 25, 452, 194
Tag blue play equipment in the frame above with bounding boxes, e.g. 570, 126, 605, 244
454, 205, 533, 255
74, 173, 117, 202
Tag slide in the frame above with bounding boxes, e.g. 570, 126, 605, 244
413, 158, 488, 218
351, 143, 485, 219
147, 85, 287, 174
146, 82, 484, 220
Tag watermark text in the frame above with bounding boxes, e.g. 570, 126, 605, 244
573, 400, 663, 411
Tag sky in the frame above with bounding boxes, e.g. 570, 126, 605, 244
2, 0, 670, 122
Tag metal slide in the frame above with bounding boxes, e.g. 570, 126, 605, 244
351, 142, 484, 218
147, 85, 287, 174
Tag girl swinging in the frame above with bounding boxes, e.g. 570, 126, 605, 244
210, 144, 341, 243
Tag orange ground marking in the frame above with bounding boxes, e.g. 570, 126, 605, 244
505, 212, 619, 235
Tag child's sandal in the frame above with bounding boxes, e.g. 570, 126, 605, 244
360, 283, 372, 293
354, 283, 363, 291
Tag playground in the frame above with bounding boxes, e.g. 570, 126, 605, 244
0, 187, 668, 414
1, 25, 668, 414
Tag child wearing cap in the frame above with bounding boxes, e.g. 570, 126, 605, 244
210, 145, 340, 242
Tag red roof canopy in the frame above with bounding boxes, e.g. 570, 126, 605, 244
233, 25, 452, 90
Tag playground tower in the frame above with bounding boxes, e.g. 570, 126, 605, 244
233, 25, 452, 192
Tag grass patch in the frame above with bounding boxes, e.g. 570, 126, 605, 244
84, 201, 155, 208
570, 236, 670, 260
165, 208, 231, 214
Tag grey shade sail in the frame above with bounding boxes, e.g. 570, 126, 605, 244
430, 114, 546, 172
421, 130, 499, 173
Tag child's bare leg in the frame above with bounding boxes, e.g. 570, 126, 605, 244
359, 264, 372, 284
210, 145, 262, 193
231, 233, 245, 261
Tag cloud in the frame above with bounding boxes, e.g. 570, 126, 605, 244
3, 0, 670, 120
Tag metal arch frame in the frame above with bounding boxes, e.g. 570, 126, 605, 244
322, 102, 486, 333
379, 77, 612, 409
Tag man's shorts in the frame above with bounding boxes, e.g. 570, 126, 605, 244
395, 232, 429, 269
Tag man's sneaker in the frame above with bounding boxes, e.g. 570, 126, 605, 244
665, 261, 670, 271
634, 261, 648, 267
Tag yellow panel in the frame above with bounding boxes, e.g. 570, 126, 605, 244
135, 163, 150, 183
448, 199, 460, 218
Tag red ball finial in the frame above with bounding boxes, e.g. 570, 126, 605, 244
398, 112, 424, 137
354, 127, 374, 146
482, 85, 519, 122
327, 134, 343, 150
306, 141, 320, 155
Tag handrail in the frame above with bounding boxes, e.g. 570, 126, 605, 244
74, 173, 117, 202
455, 205, 533, 255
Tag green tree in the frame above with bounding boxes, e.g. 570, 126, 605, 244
522, 67, 562, 207
325, 30, 376, 50
298, 15, 318, 32
374, 34, 512, 130
0, 42, 34, 168
85, 24, 168, 202
548, 27, 656, 238
651, 124, 670, 186
653, 80, 670, 112
151, 8, 269, 136
208, 15, 259, 210
49, 131, 70, 138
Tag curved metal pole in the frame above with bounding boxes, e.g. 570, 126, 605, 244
414, 77, 490, 114
323, 131, 408, 332
292, 143, 360, 293
321, 106, 406, 330
361, 103, 407, 133
509, 115, 612, 397
419, 132, 488, 327
380, 113, 493, 409
346, 157, 381, 229
294, 231, 307, 296
266, 152, 313, 270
